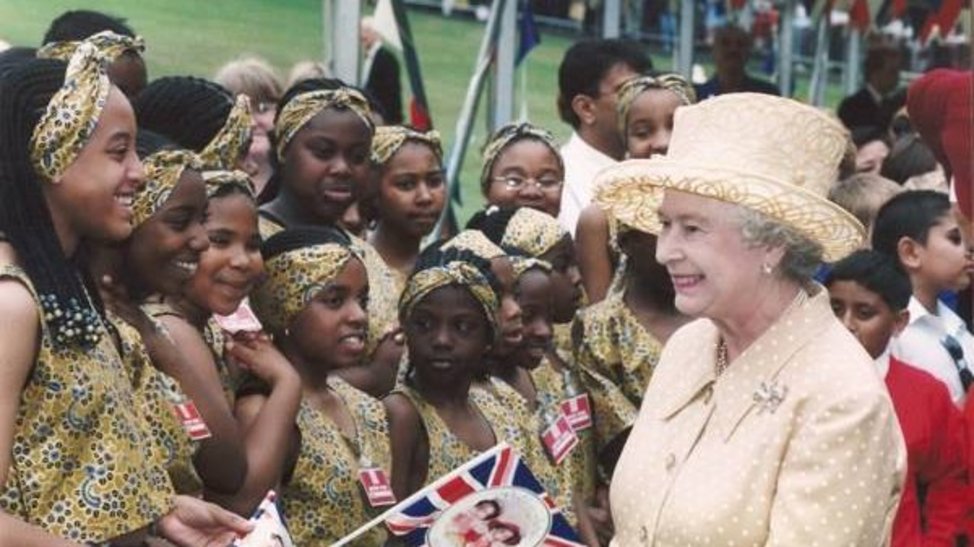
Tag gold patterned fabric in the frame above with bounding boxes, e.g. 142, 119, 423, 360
254, 213, 400, 356
251, 242, 356, 334
199, 94, 253, 170
399, 260, 499, 336
397, 386, 483, 484
0, 265, 173, 542
201, 169, 256, 197
29, 42, 111, 183
36, 30, 145, 63
531, 360, 598, 504
616, 74, 696, 135
132, 150, 204, 226
274, 88, 374, 162
480, 122, 563, 192
351, 233, 402, 355
283, 376, 390, 545
500, 207, 566, 258
510, 256, 552, 278
442, 229, 505, 261
593, 93, 865, 262
571, 292, 658, 456
470, 378, 578, 527
257, 213, 285, 240
111, 315, 203, 495
371, 125, 442, 165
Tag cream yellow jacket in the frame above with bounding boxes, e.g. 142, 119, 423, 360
610, 287, 906, 546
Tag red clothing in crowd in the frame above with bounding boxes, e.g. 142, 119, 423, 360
886, 356, 968, 546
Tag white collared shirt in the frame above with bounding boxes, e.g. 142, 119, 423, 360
556, 132, 617, 237
892, 296, 973, 407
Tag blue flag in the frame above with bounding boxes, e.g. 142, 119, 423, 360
516, 0, 541, 65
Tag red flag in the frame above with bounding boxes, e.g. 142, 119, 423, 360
849, 0, 871, 30
920, 0, 964, 43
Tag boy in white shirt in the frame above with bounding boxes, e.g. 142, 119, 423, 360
872, 189, 974, 406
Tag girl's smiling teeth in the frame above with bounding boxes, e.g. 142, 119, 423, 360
174, 259, 198, 275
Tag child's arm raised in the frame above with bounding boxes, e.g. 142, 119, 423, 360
211, 334, 302, 516
154, 316, 248, 496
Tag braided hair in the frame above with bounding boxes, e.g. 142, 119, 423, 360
465, 206, 519, 247
133, 76, 234, 152
42, 9, 135, 43
410, 244, 501, 303
0, 58, 105, 348
260, 224, 351, 262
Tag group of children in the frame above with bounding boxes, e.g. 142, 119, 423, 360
0, 8, 972, 547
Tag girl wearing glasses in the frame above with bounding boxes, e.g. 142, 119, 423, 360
481, 123, 564, 219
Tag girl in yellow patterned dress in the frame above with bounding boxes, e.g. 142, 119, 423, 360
574, 73, 696, 303
366, 125, 446, 288
0, 44, 249, 544
251, 226, 391, 545
258, 77, 402, 399
572, 222, 689, 470
104, 149, 251, 501
385, 246, 506, 499
121, 164, 303, 515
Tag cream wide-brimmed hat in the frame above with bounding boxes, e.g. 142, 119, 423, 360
593, 93, 864, 262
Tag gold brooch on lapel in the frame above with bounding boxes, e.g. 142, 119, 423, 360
753, 381, 788, 414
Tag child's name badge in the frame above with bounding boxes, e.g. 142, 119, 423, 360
213, 301, 263, 334
359, 467, 397, 507
560, 393, 593, 432
172, 400, 212, 441
541, 413, 579, 466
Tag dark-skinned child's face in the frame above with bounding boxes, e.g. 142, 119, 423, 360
540, 236, 584, 323
513, 268, 554, 369
126, 170, 209, 298
288, 257, 369, 370
405, 285, 492, 386
489, 256, 524, 359
620, 229, 676, 302
186, 192, 263, 316
828, 279, 907, 359
280, 108, 372, 225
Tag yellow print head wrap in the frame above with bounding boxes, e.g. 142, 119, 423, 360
500, 207, 566, 258
274, 87, 374, 162
371, 125, 443, 165
132, 150, 204, 226
480, 122, 563, 192
37, 30, 145, 63
201, 169, 256, 198
251, 242, 357, 334
510, 256, 552, 278
617, 74, 696, 134
442, 230, 505, 261
199, 94, 253, 170
399, 260, 499, 336
29, 42, 112, 183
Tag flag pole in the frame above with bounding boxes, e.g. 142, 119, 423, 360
390, 0, 434, 128
429, 0, 510, 241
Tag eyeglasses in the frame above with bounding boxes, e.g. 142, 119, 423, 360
492, 175, 562, 192
941, 335, 973, 392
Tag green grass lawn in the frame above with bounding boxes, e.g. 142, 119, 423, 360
1, 0, 846, 223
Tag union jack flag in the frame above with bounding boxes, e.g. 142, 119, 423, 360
383, 443, 584, 546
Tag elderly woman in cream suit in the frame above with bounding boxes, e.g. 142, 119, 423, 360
593, 93, 906, 546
